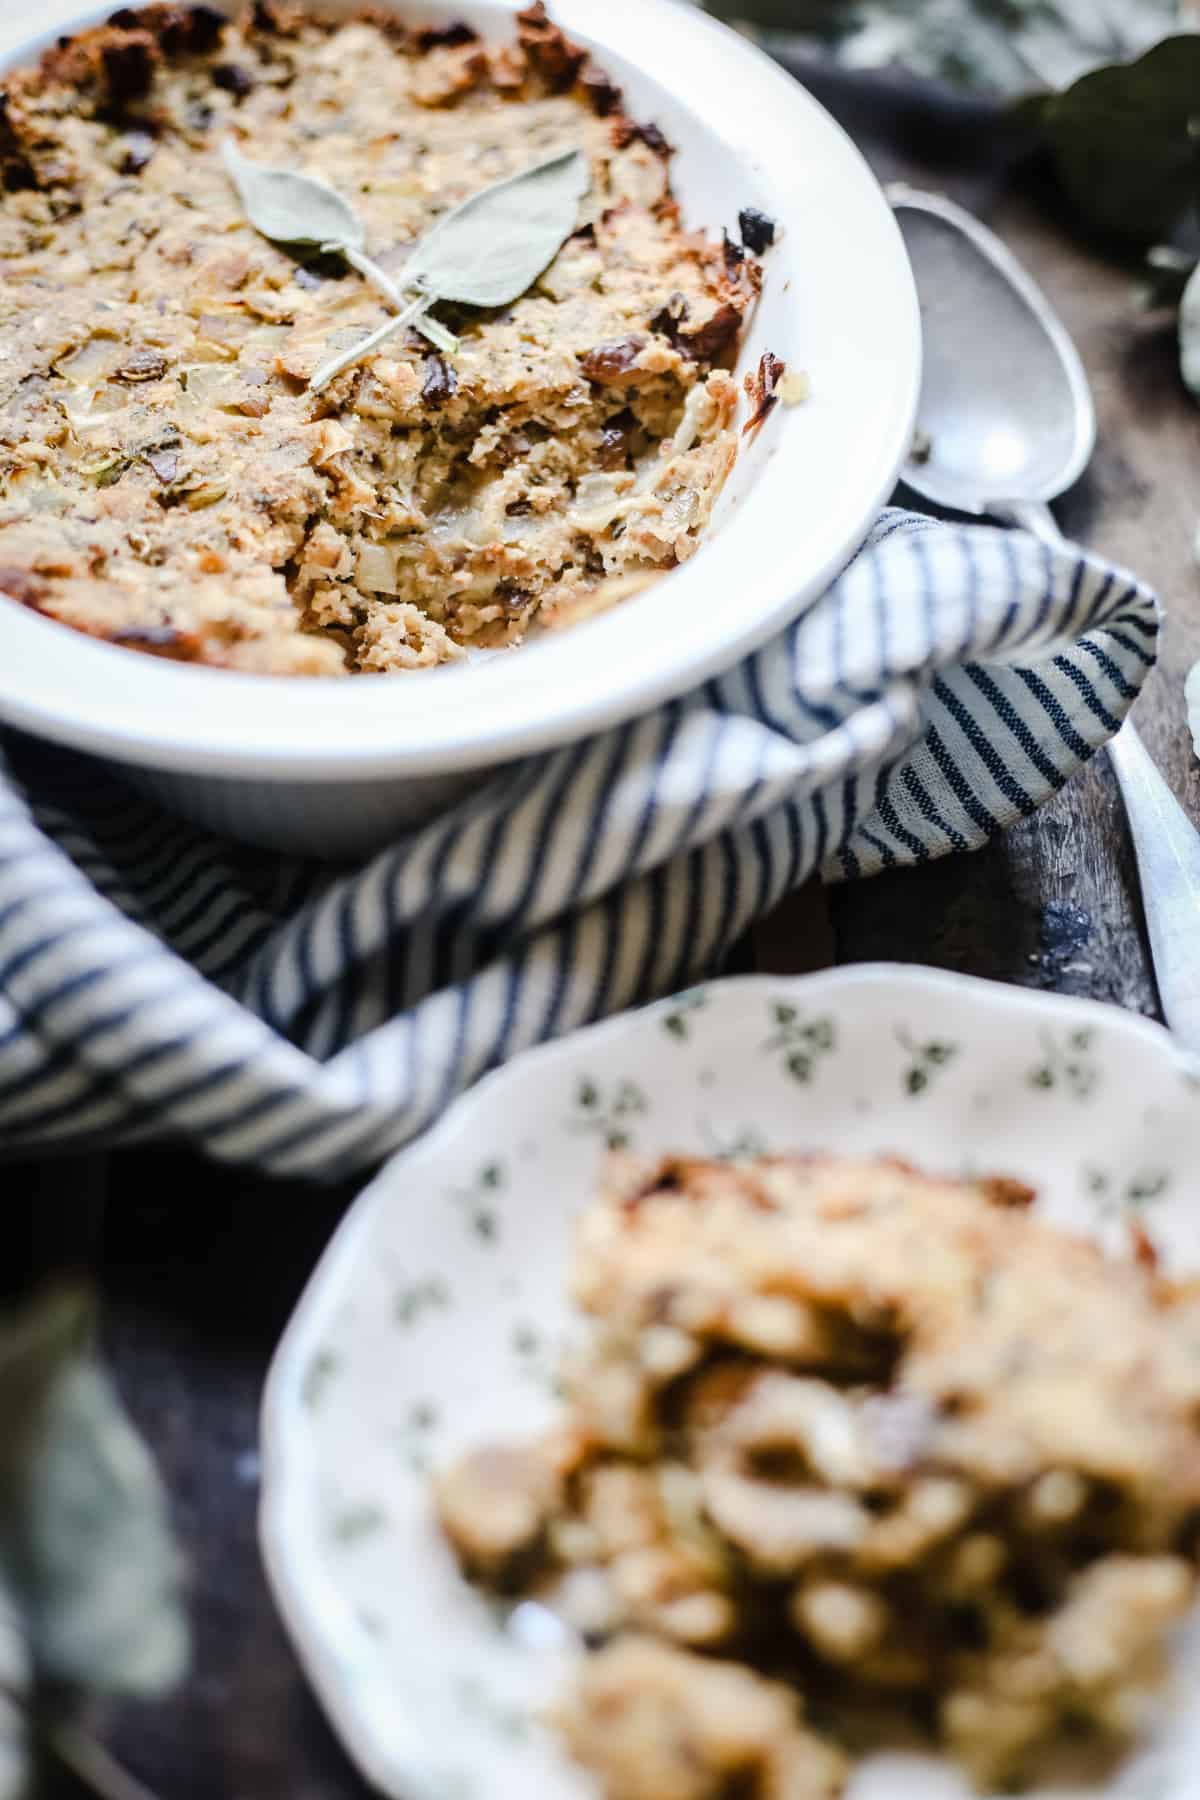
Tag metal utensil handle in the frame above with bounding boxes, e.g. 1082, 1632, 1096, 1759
994, 498, 1200, 1056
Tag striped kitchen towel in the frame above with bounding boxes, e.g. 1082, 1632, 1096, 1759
0, 509, 1158, 1178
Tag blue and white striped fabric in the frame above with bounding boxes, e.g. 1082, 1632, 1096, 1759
0, 509, 1157, 1177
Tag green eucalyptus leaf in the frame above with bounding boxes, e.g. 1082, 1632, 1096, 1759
1033, 35, 1200, 242
1179, 259, 1200, 396
403, 147, 590, 308
0, 1288, 187, 1699
0, 1578, 30, 1800
703, 0, 1185, 96
221, 141, 364, 251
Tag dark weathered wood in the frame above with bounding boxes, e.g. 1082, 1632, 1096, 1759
94, 1155, 373, 1800
831, 764, 1156, 1013
0, 1157, 107, 1300
7, 56, 1200, 1800
803, 71, 1200, 1014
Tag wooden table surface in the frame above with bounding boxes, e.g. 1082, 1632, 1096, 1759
9, 63, 1200, 1800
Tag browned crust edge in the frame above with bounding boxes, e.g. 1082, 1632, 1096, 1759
0, 1, 767, 656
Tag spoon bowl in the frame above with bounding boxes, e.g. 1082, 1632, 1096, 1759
890, 185, 1095, 520
890, 184, 1200, 1057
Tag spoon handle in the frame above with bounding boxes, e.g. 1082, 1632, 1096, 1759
994, 499, 1200, 1055
987, 499, 1068, 551
1106, 725, 1200, 1059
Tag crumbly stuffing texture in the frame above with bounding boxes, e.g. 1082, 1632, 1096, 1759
0, 2, 757, 673
554, 1636, 846, 1800
435, 1153, 1200, 1795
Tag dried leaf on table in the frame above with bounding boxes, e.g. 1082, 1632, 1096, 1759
706, 2, 1200, 405
0, 1286, 188, 1698
1024, 35, 1200, 242
0, 1579, 30, 1800
702, 0, 1186, 96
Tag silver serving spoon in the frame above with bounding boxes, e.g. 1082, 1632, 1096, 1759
891, 184, 1200, 1051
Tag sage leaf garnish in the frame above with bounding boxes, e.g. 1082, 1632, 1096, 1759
402, 145, 590, 308
308, 146, 590, 393
220, 141, 457, 359
221, 139, 364, 251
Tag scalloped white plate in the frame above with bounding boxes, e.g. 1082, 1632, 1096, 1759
261, 966, 1200, 1800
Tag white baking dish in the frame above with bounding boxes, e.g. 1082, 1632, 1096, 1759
0, 0, 920, 855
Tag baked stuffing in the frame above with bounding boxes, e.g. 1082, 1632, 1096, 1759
436, 1152, 1200, 1795
555, 1636, 847, 1800
0, 3, 760, 673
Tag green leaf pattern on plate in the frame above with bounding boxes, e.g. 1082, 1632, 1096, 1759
331, 1504, 387, 1546
302, 1345, 339, 1410
511, 1324, 566, 1399
455, 1674, 529, 1742
394, 1276, 451, 1328
896, 1027, 959, 1095
661, 987, 709, 1040
1028, 1026, 1099, 1099
447, 1162, 506, 1243
1085, 1166, 1171, 1219
394, 1402, 440, 1476
701, 1123, 770, 1161
761, 1002, 836, 1082
569, 1077, 648, 1150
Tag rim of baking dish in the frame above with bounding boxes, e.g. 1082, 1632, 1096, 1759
0, 0, 920, 781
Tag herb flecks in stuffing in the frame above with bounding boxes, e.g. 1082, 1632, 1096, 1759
0, 3, 761, 674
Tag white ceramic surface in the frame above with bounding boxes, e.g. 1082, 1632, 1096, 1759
261, 965, 1200, 1800
0, 0, 920, 854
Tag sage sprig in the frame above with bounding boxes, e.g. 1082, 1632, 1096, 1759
307, 146, 590, 393
220, 142, 458, 357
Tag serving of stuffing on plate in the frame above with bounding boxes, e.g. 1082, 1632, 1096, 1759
436, 1151, 1200, 1797
0, 2, 768, 673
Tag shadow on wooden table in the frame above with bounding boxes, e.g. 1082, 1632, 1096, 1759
96, 1153, 376, 1800
0, 1148, 376, 1800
